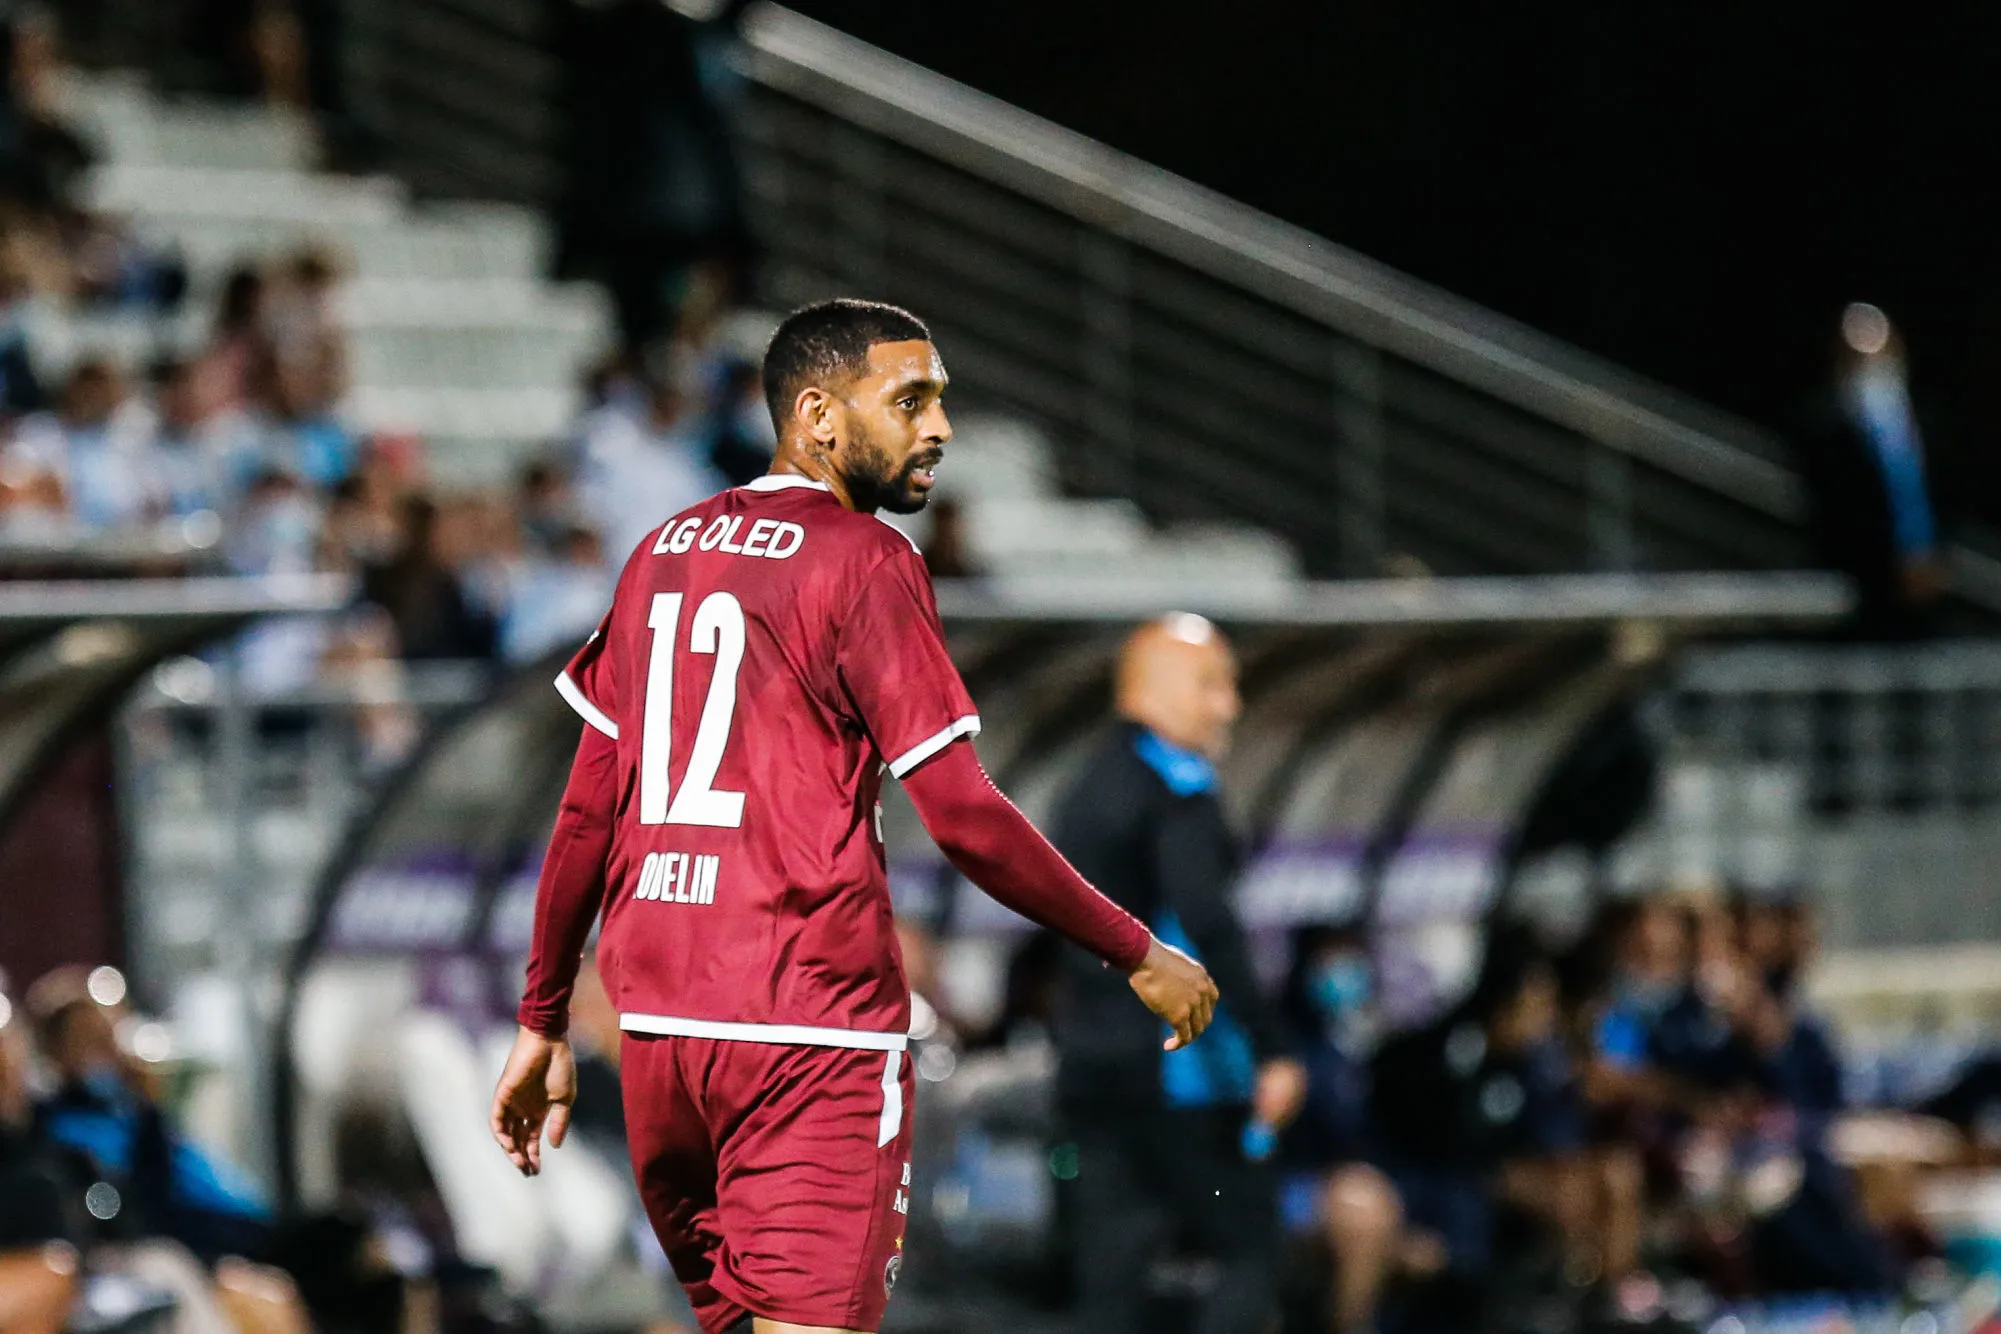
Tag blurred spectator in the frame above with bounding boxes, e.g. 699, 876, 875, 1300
1568, 890, 1900, 1303
0, 989, 81, 1334
1, 357, 160, 536
316, 605, 420, 769
517, 459, 575, 559
68, 214, 187, 313
227, 468, 319, 575
553, 0, 749, 349
1799, 302, 1944, 638
170, 0, 308, 107
26, 969, 275, 1264
1277, 926, 1446, 1334
203, 265, 278, 414
263, 249, 355, 488
500, 522, 613, 665
704, 356, 774, 487
316, 470, 399, 573
20, 970, 321, 1334
362, 493, 497, 661
0, 228, 46, 417
0, 5, 92, 217
572, 344, 726, 562
146, 356, 265, 519
1370, 929, 1594, 1327
1050, 614, 1304, 1334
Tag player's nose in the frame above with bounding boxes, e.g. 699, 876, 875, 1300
920, 401, 952, 447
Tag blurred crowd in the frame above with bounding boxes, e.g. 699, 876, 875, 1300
0, 231, 773, 702
1, 960, 700, 1334
1152, 887, 1994, 1333
0, 0, 774, 712
2, 964, 326, 1334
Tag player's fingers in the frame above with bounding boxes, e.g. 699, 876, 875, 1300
493, 1112, 532, 1175
523, 1114, 545, 1174
491, 1101, 522, 1160
545, 1101, 572, 1150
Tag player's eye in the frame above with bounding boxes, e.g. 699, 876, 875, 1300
897, 396, 919, 412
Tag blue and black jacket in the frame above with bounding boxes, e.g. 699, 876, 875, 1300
1049, 720, 1288, 1109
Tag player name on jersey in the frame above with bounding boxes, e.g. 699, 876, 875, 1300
634, 850, 720, 905
654, 514, 806, 561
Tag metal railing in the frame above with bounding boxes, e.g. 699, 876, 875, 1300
734, 6, 1802, 579
734, 5, 2001, 611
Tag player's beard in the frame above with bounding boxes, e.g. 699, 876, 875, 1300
840, 427, 936, 515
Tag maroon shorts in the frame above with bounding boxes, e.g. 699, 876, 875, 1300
620, 1032, 916, 1334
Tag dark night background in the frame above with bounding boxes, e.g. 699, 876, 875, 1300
785, 1, 2001, 526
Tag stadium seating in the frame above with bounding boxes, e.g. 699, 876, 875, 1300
52, 69, 612, 487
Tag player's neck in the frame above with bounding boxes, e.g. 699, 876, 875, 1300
766, 456, 866, 513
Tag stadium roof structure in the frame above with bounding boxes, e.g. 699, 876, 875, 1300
930, 569, 1850, 627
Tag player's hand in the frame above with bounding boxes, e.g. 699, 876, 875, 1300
1128, 937, 1219, 1051
489, 1025, 577, 1177
1252, 1057, 1309, 1131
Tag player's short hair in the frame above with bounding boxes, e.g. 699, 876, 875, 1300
762, 299, 932, 432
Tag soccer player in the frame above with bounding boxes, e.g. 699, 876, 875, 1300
490, 299, 1221, 1334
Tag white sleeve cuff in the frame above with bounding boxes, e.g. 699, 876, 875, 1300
887, 715, 982, 779
555, 671, 620, 739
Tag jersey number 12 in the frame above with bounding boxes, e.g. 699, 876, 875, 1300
639, 590, 747, 827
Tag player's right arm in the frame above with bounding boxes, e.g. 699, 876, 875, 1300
492, 720, 616, 1174
836, 548, 1218, 1049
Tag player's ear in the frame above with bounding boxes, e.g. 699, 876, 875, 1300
796, 386, 839, 449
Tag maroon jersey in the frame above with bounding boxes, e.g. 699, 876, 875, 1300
555, 474, 977, 1046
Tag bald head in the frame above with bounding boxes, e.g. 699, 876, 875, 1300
1115, 614, 1240, 759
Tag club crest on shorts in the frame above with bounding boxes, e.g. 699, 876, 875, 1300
883, 1252, 902, 1297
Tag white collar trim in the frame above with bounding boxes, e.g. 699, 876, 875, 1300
743, 475, 832, 493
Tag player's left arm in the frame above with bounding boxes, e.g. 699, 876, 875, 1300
901, 744, 1218, 1048
840, 550, 1218, 1046
901, 741, 1151, 970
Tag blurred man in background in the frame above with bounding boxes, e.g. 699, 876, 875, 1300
0, 987, 79, 1334
1051, 613, 1306, 1334
1800, 302, 1944, 638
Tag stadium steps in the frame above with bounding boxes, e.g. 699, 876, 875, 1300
889, 413, 1301, 593
46, 69, 614, 487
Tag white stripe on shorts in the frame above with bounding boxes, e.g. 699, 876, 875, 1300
617, 1013, 909, 1051
877, 1049, 904, 1148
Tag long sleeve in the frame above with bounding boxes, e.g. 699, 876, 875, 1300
901, 739, 1152, 972
516, 724, 619, 1037
1153, 798, 1289, 1061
